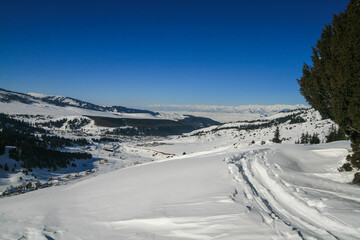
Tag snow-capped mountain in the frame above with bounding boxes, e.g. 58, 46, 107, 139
0, 88, 221, 136
0, 88, 158, 116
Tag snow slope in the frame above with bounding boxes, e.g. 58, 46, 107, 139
229, 142, 360, 240
0, 138, 359, 239
0, 100, 181, 120
0, 147, 275, 240
0, 88, 182, 120
1, 94, 359, 239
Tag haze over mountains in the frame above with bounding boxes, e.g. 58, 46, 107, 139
147, 104, 308, 114
147, 104, 309, 122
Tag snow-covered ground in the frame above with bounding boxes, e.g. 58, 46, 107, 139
0, 100, 184, 120
1, 109, 360, 239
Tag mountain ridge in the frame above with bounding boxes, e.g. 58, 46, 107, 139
0, 88, 158, 116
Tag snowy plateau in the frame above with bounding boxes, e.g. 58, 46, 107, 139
0, 89, 359, 240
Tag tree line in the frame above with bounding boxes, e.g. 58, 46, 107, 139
0, 114, 92, 171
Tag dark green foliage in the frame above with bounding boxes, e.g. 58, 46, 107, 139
289, 116, 306, 124
310, 133, 320, 144
352, 172, 360, 184
92, 137, 119, 142
67, 118, 91, 130
9, 148, 19, 161
297, 0, 360, 169
339, 162, 353, 172
1, 131, 92, 170
0, 144, 5, 155
0, 113, 46, 134
19, 144, 91, 170
41, 135, 89, 148
0, 114, 92, 170
325, 125, 346, 143
39, 118, 67, 128
272, 127, 282, 143
295, 132, 321, 144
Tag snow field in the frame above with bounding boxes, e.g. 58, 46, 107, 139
228, 142, 360, 240
0, 148, 279, 239
1, 105, 359, 239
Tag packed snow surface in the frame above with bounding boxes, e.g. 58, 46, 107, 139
0, 136, 359, 239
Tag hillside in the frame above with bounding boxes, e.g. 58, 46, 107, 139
0, 88, 220, 136
0, 89, 359, 240
0, 113, 359, 239
0, 88, 158, 116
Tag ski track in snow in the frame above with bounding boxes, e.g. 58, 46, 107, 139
228, 147, 360, 240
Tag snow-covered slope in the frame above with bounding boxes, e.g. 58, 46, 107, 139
0, 89, 225, 138
1, 89, 358, 239
0, 138, 358, 239
0, 88, 163, 119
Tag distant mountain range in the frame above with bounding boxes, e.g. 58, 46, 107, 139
0, 88, 311, 135
0, 88, 158, 116
147, 104, 309, 115
146, 104, 309, 122
0, 88, 220, 136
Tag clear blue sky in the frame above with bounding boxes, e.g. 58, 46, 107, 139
0, 0, 349, 107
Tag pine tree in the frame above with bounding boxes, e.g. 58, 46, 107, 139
326, 125, 346, 143
272, 127, 282, 143
298, 0, 360, 169
310, 133, 320, 144
4, 163, 9, 171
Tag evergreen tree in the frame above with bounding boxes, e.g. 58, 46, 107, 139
326, 125, 346, 143
300, 132, 310, 144
298, 0, 360, 169
0, 144, 5, 155
310, 133, 320, 144
296, 132, 321, 144
272, 127, 282, 143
